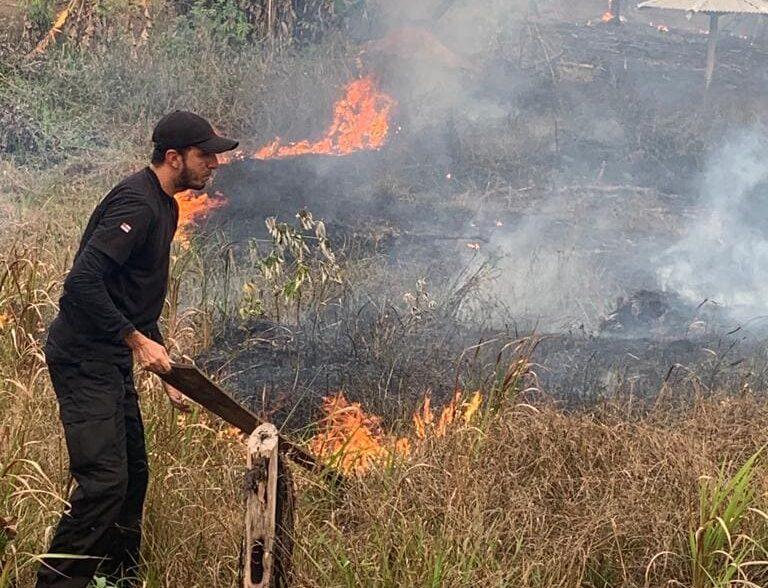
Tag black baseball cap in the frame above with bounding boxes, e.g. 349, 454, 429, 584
152, 111, 239, 154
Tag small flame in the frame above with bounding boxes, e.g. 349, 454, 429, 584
254, 75, 396, 160
174, 190, 228, 245
217, 150, 245, 165
601, 11, 615, 22
413, 390, 482, 439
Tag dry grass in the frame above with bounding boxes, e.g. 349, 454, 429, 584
291, 396, 768, 587
0, 194, 246, 586
2, 190, 768, 585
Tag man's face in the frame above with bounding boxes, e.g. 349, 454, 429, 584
177, 146, 219, 191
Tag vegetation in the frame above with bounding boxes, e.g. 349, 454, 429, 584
2, 1, 768, 586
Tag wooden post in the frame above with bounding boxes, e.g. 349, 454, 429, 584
244, 424, 280, 588
705, 13, 720, 89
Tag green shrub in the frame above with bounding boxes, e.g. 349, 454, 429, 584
22, 0, 55, 33
186, 0, 255, 46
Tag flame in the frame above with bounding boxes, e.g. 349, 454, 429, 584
310, 393, 409, 475
601, 11, 615, 22
171, 77, 395, 241
310, 389, 483, 475
413, 390, 483, 440
174, 189, 228, 245
462, 391, 483, 424
253, 75, 396, 160
217, 150, 245, 165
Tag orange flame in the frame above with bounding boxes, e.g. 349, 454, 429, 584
310, 393, 409, 475
310, 389, 483, 475
601, 11, 615, 22
254, 75, 396, 160
413, 390, 482, 440
174, 189, 228, 245
171, 77, 394, 241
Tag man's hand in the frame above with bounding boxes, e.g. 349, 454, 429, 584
124, 329, 171, 374
163, 382, 191, 412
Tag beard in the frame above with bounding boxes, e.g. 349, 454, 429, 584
177, 157, 209, 191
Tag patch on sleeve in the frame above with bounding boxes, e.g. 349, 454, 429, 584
120, 222, 132, 234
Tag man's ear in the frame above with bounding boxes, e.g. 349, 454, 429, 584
165, 149, 183, 170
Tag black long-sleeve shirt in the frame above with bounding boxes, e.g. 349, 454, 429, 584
63, 245, 136, 342
45, 168, 178, 365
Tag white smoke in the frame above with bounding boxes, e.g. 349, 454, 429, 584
657, 131, 768, 321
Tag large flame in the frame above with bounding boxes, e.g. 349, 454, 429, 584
254, 75, 396, 160
174, 189, 228, 245
170, 76, 395, 242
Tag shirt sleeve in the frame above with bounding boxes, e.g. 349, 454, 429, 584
63, 244, 136, 342
146, 324, 165, 347
88, 191, 155, 265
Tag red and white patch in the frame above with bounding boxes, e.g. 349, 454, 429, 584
120, 222, 132, 234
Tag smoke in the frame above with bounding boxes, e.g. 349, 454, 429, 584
657, 131, 768, 322
482, 188, 644, 332
215, 1, 768, 340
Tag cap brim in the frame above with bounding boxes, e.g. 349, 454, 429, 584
197, 135, 239, 154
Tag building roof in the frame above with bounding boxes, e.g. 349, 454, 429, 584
638, 0, 768, 14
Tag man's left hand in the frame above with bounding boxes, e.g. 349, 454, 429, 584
163, 382, 191, 412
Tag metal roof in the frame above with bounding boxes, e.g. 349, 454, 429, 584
638, 0, 768, 14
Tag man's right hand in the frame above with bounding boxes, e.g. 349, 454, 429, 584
124, 330, 172, 374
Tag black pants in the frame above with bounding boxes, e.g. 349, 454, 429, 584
37, 360, 148, 588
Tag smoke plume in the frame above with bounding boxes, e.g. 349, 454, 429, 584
658, 131, 768, 323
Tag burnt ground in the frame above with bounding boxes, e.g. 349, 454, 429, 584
193, 17, 768, 428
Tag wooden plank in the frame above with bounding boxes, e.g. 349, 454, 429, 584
244, 424, 280, 588
159, 362, 318, 473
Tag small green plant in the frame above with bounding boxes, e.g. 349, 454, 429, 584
188, 0, 255, 45
23, 0, 55, 34
689, 446, 766, 587
241, 210, 342, 324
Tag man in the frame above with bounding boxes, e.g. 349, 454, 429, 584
37, 111, 238, 588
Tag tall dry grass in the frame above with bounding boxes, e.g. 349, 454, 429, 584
291, 395, 768, 587
2, 189, 768, 586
